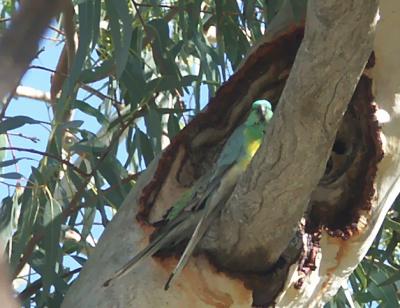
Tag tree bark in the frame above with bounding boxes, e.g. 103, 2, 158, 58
275, 1, 400, 306
0, 258, 19, 308
206, 0, 378, 272
0, 0, 62, 101
61, 1, 400, 307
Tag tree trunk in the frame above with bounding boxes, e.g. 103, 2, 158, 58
61, 1, 400, 307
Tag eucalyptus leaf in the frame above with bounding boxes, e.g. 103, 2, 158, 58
0, 172, 23, 179
105, 0, 133, 77
0, 192, 21, 252
72, 100, 107, 124
0, 158, 24, 168
0, 116, 42, 134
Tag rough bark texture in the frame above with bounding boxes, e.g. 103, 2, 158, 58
61, 1, 393, 307
208, 0, 378, 272
274, 1, 400, 306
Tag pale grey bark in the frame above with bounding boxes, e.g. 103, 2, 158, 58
275, 0, 400, 298
277, 1, 400, 305
61, 1, 383, 307
0, 258, 18, 308
208, 0, 379, 272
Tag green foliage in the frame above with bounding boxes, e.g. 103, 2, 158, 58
327, 198, 400, 307
0, 1, 398, 307
0, 1, 274, 305
0, 116, 44, 134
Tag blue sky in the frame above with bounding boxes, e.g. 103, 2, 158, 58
1, 29, 109, 287
0, 28, 105, 198
1, 24, 209, 288
1, 30, 63, 198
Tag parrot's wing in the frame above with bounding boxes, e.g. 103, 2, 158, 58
104, 123, 247, 287
103, 173, 226, 287
212, 124, 245, 174
104, 211, 199, 286
164, 126, 251, 285
164, 164, 239, 289
166, 170, 213, 220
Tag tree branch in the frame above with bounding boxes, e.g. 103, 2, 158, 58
0, 258, 18, 308
50, 0, 76, 102
0, 0, 63, 100
0, 147, 89, 177
209, 0, 379, 272
60, 1, 387, 307
19, 267, 81, 301
15, 86, 52, 103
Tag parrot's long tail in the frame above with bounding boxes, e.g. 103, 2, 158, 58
164, 178, 235, 289
104, 169, 232, 288
103, 212, 198, 287
164, 210, 215, 289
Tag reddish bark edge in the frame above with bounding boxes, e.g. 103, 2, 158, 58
240, 56, 384, 308
137, 27, 305, 224
336, 76, 383, 229
133, 23, 383, 306
307, 73, 384, 237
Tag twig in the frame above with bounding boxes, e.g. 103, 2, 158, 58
101, 172, 141, 195
5, 133, 19, 176
12, 100, 147, 278
0, 147, 90, 177
131, 0, 151, 38
19, 267, 81, 301
0, 49, 47, 119
80, 83, 124, 109
48, 25, 65, 36
7, 133, 40, 143
29, 65, 57, 74
40, 36, 63, 42
0, 0, 63, 100
29, 65, 124, 106
50, 0, 76, 103
0, 17, 11, 23
0, 180, 38, 190
131, 0, 181, 49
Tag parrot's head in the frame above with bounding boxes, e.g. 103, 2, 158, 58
245, 99, 273, 128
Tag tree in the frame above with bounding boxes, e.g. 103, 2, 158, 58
0, 0, 399, 307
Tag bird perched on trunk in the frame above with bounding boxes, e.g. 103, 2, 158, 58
104, 99, 273, 289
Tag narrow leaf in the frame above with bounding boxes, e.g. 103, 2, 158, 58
0, 116, 42, 134
0, 172, 23, 179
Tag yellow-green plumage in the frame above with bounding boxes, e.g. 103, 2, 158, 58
105, 100, 273, 288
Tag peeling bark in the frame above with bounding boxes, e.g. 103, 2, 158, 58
274, 1, 400, 306
60, 1, 400, 307
209, 0, 378, 273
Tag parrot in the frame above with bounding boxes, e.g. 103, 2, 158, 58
104, 99, 273, 289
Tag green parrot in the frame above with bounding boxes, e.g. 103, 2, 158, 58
105, 100, 273, 289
